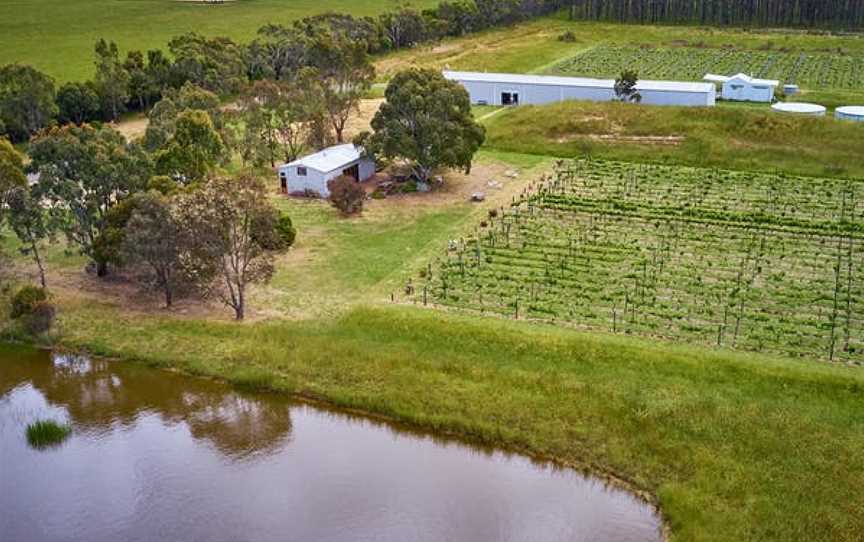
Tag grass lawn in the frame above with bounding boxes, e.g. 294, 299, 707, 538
0, 0, 436, 82
481, 100, 864, 178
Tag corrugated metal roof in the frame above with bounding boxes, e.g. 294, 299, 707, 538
286, 144, 364, 173
443, 70, 714, 93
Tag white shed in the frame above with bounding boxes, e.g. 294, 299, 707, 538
443, 71, 716, 107
703, 73, 779, 103
277, 144, 375, 197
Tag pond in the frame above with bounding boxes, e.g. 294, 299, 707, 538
0, 345, 662, 542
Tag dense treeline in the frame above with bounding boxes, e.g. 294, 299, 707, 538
566, 0, 864, 30
0, 0, 564, 143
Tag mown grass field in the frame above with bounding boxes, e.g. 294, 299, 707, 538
0, 0, 437, 82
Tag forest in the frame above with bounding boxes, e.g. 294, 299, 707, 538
566, 0, 864, 29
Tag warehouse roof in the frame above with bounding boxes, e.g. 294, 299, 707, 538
286, 144, 365, 173
443, 70, 714, 93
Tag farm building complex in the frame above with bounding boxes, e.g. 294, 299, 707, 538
703, 73, 779, 102
278, 144, 375, 197
443, 71, 716, 107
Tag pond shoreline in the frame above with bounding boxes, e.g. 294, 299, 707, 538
2, 340, 666, 542
5, 337, 668, 540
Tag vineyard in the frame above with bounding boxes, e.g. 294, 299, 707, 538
411, 160, 864, 363
549, 45, 864, 89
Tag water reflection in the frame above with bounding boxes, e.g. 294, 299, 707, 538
0, 348, 292, 460
0, 345, 662, 542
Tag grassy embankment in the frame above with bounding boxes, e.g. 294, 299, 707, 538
481, 101, 864, 178
0, 0, 437, 82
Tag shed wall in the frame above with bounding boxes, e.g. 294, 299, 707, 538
279, 157, 376, 198
721, 81, 774, 102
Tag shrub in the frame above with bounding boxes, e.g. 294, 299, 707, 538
147, 175, 180, 196
25, 302, 56, 335
10, 286, 46, 319
327, 175, 366, 216
275, 215, 297, 249
558, 31, 578, 42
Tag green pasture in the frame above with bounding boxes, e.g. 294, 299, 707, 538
0, 0, 436, 82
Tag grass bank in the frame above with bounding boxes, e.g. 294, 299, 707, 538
38, 301, 864, 542
483, 100, 864, 178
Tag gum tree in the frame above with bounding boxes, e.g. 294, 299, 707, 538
362, 68, 485, 183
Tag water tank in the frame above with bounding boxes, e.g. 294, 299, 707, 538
771, 102, 826, 116
835, 106, 864, 122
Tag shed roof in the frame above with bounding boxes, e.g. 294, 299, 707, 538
443, 70, 714, 93
285, 144, 365, 173
703, 73, 779, 86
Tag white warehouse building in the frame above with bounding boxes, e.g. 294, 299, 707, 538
443, 70, 716, 107
278, 144, 375, 198
703, 73, 779, 103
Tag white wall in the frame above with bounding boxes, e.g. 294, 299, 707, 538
458, 80, 714, 107
721, 80, 774, 102
640, 89, 715, 107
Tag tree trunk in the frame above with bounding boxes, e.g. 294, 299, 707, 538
164, 287, 173, 308
32, 241, 46, 289
96, 260, 108, 277
234, 285, 245, 320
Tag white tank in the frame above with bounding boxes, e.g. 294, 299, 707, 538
771, 102, 826, 116
835, 106, 864, 122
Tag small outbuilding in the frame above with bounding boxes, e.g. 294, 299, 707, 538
835, 106, 864, 122
277, 144, 375, 197
444, 71, 716, 107
771, 102, 826, 116
703, 73, 779, 103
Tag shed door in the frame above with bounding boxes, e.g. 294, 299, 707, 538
342, 164, 360, 181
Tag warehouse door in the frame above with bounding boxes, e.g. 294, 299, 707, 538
501, 91, 519, 105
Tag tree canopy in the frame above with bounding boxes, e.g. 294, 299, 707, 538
0, 64, 57, 141
155, 109, 225, 183
29, 124, 152, 275
363, 68, 485, 183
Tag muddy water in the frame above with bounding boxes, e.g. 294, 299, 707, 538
0, 345, 662, 542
